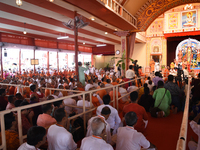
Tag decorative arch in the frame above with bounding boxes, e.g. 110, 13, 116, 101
135, 0, 200, 31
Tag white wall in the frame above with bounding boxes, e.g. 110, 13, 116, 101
93, 55, 114, 69
131, 43, 147, 72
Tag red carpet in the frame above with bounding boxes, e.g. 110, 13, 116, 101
144, 112, 197, 150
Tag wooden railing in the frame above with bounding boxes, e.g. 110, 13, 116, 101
97, 0, 137, 29
176, 77, 191, 150
0, 77, 144, 150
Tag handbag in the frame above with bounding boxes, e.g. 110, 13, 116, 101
150, 89, 167, 118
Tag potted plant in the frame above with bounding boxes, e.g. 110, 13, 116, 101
111, 51, 134, 76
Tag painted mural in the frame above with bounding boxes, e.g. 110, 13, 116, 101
182, 10, 197, 28
168, 13, 178, 29
150, 20, 163, 33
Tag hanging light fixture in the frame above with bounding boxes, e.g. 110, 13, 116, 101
16, 0, 23, 6
49, 0, 54, 2
23, 22, 27, 34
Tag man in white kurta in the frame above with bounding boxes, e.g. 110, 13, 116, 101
47, 108, 77, 150
86, 107, 112, 144
96, 94, 121, 134
80, 117, 113, 150
116, 111, 156, 150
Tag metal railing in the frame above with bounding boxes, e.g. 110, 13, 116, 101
0, 77, 144, 150
176, 77, 191, 150
97, 0, 137, 29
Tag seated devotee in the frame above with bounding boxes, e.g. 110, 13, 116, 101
147, 80, 154, 92
116, 111, 157, 150
152, 71, 164, 87
63, 95, 77, 116
37, 103, 57, 128
85, 79, 94, 91
17, 126, 46, 150
96, 83, 107, 99
0, 89, 8, 111
77, 94, 93, 121
30, 96, 43, 125
45, 83, 52, 97
0, 112, 20, 149
138, 83, 148, 100
145, 76, 151, 84
80, 117, 114, 150
8, 83, 15, 95
23, 82, 31, 98
86, 106, 112, 144
105, 79, 114, 94
138, 87, 155, 112
119, 83, 129, 102
102, 77, 107, 85
59, 84, 68, 97
127, 81, 139, 93
14, 99, 23, 107
123, 91, 148, 133
30, 84, 44, 99
52, 99, 64, 116
188, 113, 200, 150
6, 95, 16, 110
47, 108, 77, 150
96, 95, 121, 134
93, 78, 99, 88
20, 101, 34, 135
52, 90, 59, 99
153, 80, 172, 117
57, 85, 64, 98
15, 93, 25, 101
90, 89, 102, 108
164, 75, 182, 113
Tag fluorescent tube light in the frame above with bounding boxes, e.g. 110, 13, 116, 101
57, 36, 69, 39
96, 44, 107, 47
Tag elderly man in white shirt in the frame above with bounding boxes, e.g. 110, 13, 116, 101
126, 65, 135, 79
86, 106, 112, 144
47, 108, 77, 150
188, 113, 200, 150
96, 95, 121, 134
80, 117, 113, 150
127, 81, 139, 93
116, 111, 157, 150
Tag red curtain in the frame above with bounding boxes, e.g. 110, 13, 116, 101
126, 32, 136, 69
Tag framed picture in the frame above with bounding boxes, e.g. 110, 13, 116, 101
31, 59, 39, 65
182, 10, 197, 28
